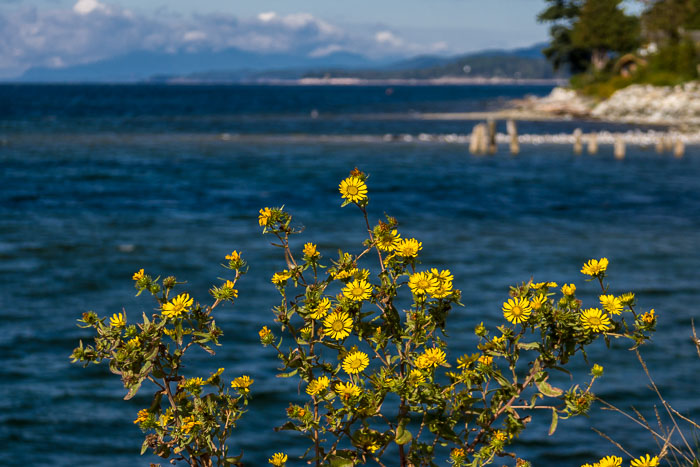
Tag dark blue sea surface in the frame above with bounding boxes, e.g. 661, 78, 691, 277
1, 84, 699, 466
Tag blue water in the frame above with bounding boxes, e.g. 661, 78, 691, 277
1, 84, 699, 466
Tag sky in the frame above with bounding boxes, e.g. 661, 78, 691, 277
0, 0, 552, 79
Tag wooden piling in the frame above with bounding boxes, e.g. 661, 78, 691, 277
573, 128, 583, 155
487, 119, 497, 154
674, 138, 685, 158
655, 136, 665, 154
587, 133, 598, 155
470, 123, 487, 155
614, 136, 626, 160
506, 119, 519, 155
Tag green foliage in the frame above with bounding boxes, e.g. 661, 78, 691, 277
73, 170, 662, 466
71, 259, 250, 467
571, 0, 640, 70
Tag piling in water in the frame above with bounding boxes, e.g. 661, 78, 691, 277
587, 133, 598, 155
469, 124, 487, 155
614, 136, 626, 159
487, 119, 497, 154
506, 119, 519, 155
674, 139, 685, 158
573, 128, 583, 155
655, 136, 665, 154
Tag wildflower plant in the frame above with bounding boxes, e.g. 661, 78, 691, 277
259, 169, 657, 467
70, 253, 250, 466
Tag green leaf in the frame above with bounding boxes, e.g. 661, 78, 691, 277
329, 456, 354, 467
395, 418, 413, 445
140, 438, 150, 455
124, 381, 142, 400
517, 341, 540, 351
548, 408, 559, 435
535, 378, 563, 397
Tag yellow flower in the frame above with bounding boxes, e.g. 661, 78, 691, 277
431, 268, 454, 283
110, 312, 126, 328
334, 381, 362, 399
456, 354, 472, 370
531, 295, 546, 310
580, 308, 612, 332
162, 293, 194, 319
259, 326, 272, 340
619, 292, 636, 305
342, 351, 369, 374
231, 375, 254, 390
303, 242, 319, 258
225, 250, 241, 262
268, 452, 288, 466
126, 337, 140, 348
641, 309, 656, 324
271, 270, 292, 285
158, 412, 172, 427
493, 430, 508, 442
408, 271, 439, 296
430, 281, 454, 299
599, 294, 623, 315
133, 408, 149, 424
395, 238, 422, 257
415, 347, 446, 369
181, 415, 201, 434
342, 279, 372, 302
597, 455, 622, 467
502, 297, 532, 324
339, 176, 368, 203
376, 229, 401, 251
478, 355, 493, 366
581, 257, 609, 276
132, 268, 144, 281
322, 311, 353, 340
306, 375, 330, 396
630, 454, 659, 467
532, 281, 558, 289
309, 297, 331, 319
259, 207, 273, 227
561, 283, 576, 296
408, 369, 425, 385
204, 367, 225, 384
451, 448, 466, 461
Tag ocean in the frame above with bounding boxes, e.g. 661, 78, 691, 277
1, 84, 698, 466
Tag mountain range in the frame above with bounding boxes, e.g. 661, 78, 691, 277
15, 42, 559, 83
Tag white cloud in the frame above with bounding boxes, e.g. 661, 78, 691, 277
0, 2, 461, 79
375, 30, 403, 47
183, 30, 206, 42
308, 44, 344, 58
73, 0, 108, 15
257, 11, 276, 22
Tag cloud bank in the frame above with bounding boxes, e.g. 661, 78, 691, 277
0, 0, 449, 78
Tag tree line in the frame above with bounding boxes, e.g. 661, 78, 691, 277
539, 0, 700, 81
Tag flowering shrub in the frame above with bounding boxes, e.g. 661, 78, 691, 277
71, 255, 249, 466
72, 169, 660, 467
258, 169, 657, 467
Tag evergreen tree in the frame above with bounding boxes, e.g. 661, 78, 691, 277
571, 0, 640, 71
538, 0, 591, 74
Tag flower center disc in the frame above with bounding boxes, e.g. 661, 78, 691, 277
347, 186, 358, 195
511, 306, 522, 316
332, 320, 344, 331
418, 280, 430, 289
352, 287, 364, 296
589, 317, 601, 326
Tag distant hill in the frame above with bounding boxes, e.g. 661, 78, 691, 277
302, 42, 560, 80
18, 48, 384, 83
15, 42, 559, 83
